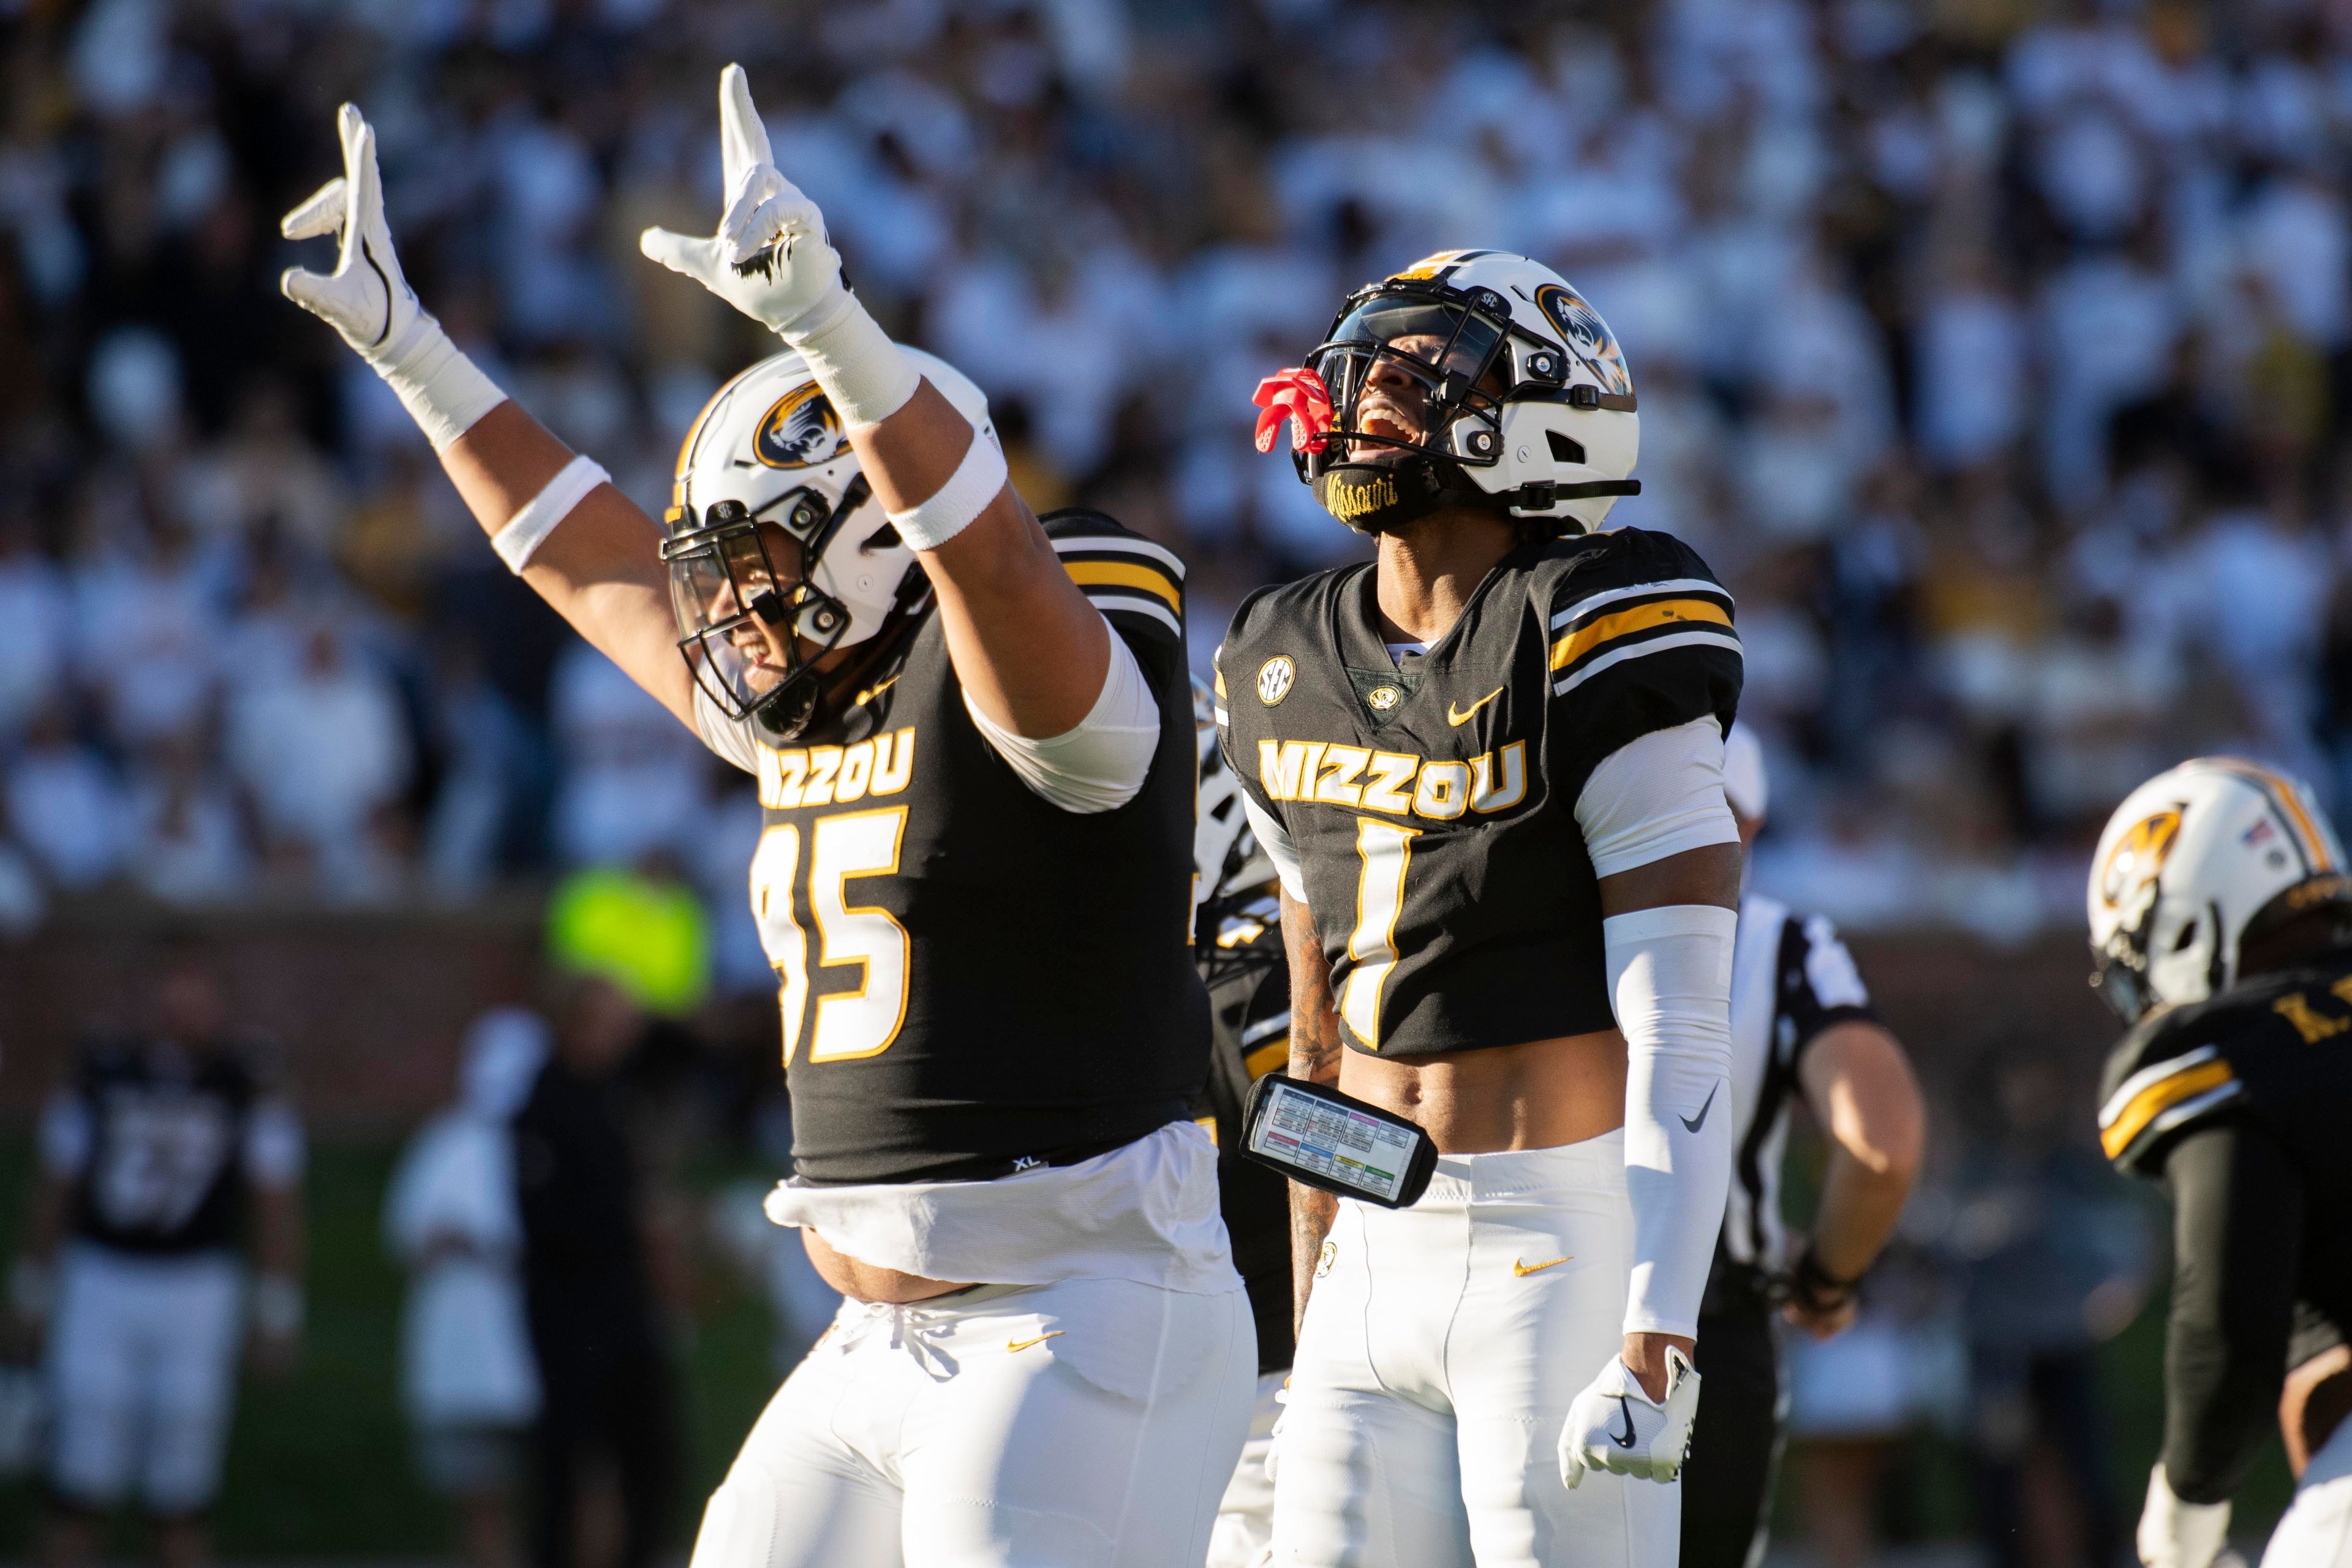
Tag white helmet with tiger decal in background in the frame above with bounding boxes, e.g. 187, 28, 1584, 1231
659, 344, 992, 741
2087, 757, 2352, 1023
1253, 249, 1640, 538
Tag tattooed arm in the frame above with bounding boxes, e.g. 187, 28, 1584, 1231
1280, 888, 1343, 1335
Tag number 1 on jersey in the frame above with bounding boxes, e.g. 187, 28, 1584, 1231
1341, 817, 1420, 1049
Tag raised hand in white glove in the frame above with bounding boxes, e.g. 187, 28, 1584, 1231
638, 64, 849, 340
278, 104, 503, 451
638, 66, 915, 428
1559, 1347, 1701, 1488
2138, 1463, 2230, 1568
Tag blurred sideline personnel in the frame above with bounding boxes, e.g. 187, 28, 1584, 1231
383, 1009, 549, 1568
280, 68, 1252, 1566
1679, 725, 1925, 1568
513, 974, 680, 1568
2089, 760, 2352, 1568
1221, 251, 1743, 1566
9, 944, 305, 1568
1189, 676, 1295, 1568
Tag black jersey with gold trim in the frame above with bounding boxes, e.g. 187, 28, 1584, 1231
1191, 895, 1294, 1371
2099, 951, 2352, 1182
708, 510, 1207, 1185
1214, 527, 1741, 1058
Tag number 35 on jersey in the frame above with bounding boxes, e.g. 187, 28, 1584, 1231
750, 726, 919, 1064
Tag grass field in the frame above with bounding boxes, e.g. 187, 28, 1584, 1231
0, 1137, 2298, 1558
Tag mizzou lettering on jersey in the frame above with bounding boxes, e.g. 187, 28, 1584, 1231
1215, 527, 1741, 1057
2100, 950, 2352, 1177
707, 511, 1209, 1185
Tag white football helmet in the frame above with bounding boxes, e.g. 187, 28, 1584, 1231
660, 345, 991, 739
2087, 758, 2352, 1022
1286, 249, 1640, 536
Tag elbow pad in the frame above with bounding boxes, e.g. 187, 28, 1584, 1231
1608, 903, 1737, 1339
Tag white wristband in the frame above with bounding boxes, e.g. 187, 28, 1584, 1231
886, 428, 1008, 551
492, 454, 610, 573
378, 313, 508, 453
784, 291, 921, 430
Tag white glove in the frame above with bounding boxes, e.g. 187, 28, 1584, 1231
638, 65, 848, 339
638, 66, 916, 428
1559, 1348, 1701, 1488
278, 104, 503, 451
2138, 1463, 2230, 1568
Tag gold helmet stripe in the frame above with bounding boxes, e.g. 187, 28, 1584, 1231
671, 361, 775, 525
2212, 759, 2336, 872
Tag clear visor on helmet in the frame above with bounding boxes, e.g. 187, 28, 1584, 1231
659, 498, 848, 724
1306, 293, 1512, 475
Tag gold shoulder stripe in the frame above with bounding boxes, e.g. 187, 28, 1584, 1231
1550, 598, 1734, 673
2099, 1057, 2236, 1160
1066, 559, 1182, 611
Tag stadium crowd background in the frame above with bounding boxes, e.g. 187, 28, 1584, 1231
0, 0, 2335, 1559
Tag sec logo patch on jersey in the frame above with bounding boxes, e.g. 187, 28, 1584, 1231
1258, 656, 1295, 706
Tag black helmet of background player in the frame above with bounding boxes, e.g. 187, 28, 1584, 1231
660, 346, 994, 742
1192, 674, 1275, 923
1253, 250, 1640, 538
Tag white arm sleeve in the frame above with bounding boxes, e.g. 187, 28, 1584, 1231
1574, 715, 1740, 878
1609, 903, 1737, 1338
692, 684, 763, 775
963, 620, 1161, 813
1240, 793, 1306, 900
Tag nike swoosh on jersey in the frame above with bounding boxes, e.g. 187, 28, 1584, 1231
1447, 686, 1505, 726
856, 673, 900, 706
1006, 1332, 1063, 1353
1611, 1395, 1638, 1449
1512, 1255, 1573, 1276
1681, 1083, 1719, 1134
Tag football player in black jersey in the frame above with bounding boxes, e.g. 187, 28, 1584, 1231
11, 951, 304, 1568
1189, 676, 1299, 1567
2087, 759, 2352, 1568
1679, 725, 1925, 1568
282, 72, 1251, 1567
1219, 251, 1743, 1567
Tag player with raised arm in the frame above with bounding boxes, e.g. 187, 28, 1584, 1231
2086, 760, 2352, 1568
281, 73, 1253, 1567
1678, 725, 1926, 1568
1219, 250, 1741, 1567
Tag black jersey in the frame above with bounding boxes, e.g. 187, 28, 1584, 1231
50, 1037, 298, 1256
1191, 895, 1295, 1372
701, 511, 1208, 1184
1213, 527, 1741, 1057
2100, 952, 2352, 1499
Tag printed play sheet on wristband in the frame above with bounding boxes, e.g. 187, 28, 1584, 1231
1248, 1080, 1417, 1203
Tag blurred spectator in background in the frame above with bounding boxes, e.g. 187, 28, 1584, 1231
7, 944, 304, 1568
385, 1008, 551, 1568
1948, 1051, 2154, 1568
513, 971, 680, 1568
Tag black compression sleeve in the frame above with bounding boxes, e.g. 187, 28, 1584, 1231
2161, 1122, 2303, 1502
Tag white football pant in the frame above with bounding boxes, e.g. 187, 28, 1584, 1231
1272, 1131, 1678, 1568
2266, 1411, 2352, 1567
690, 1273, 1256, 1568
47, 1243, 246, 1513
1208, 1370, 1287, 1568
